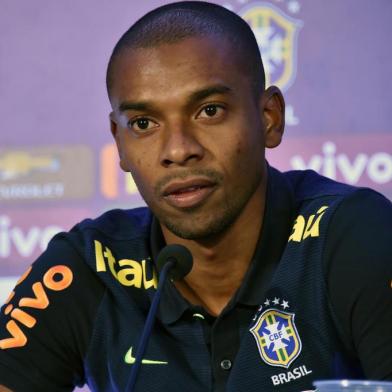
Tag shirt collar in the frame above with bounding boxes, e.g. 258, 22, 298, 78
149, 165, 295, 324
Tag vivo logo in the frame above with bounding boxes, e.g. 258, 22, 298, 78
0, 216, 62, 258
291, 142, 392, 185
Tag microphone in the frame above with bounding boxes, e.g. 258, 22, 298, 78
127, 244, 193, 391
156, 243, 193, 280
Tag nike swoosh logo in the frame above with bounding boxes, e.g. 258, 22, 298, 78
124, 347, 168, 365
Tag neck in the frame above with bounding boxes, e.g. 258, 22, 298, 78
161, 172, 267, 317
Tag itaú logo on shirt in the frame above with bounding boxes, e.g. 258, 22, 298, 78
94, 240, 157, 289
288, 206, 328, 243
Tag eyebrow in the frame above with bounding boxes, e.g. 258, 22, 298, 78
187, 84, 233, 104
118, 101, 150, 112
117, 84, 233, 113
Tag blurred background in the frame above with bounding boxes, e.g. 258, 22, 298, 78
0, 1, 391, 389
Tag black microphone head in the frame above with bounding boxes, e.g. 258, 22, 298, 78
156, 244, 193, 281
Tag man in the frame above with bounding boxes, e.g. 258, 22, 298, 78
0, 2, 391, 391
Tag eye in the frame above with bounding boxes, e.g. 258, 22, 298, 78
128, 117, 159, 133
197, 104, 225, 119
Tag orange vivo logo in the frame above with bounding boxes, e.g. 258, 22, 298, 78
0, 265, 73, 349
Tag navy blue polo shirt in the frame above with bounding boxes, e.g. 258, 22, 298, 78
0, 167, 391, 391
149, 166, 294, 391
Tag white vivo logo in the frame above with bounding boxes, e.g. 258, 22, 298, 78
0, 216, 62, 258
291, 142, 392, 185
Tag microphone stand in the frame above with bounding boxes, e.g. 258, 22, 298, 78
126, 259, 175, 391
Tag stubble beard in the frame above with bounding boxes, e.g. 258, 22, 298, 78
153, 171, 263, 241
133, 165, 263, 240
158, 198, 239, 240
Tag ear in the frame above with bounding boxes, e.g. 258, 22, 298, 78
109, 112, 127, 172
260, 86, 285, 149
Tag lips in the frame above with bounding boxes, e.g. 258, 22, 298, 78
161, 178, 217, 209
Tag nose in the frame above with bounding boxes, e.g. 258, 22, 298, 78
159, 123, 205, 167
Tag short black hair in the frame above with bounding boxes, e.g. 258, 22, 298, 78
106, 1, 265, 99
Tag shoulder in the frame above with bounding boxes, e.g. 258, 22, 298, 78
279, 168, 391, 221
0, 206, 155, 344
45, 207, 153, 268
326, 188, 391, 253
323, 187, 391, 285
281, 169, 361, 202
23, 206, 155, 298
74, 206, 152, 241
323, 189, 392, 378
322, 188, 392, 303
0, 207, 154, 389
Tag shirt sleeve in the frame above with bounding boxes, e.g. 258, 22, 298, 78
325, 189, 392, 379
0, 233, 105, 391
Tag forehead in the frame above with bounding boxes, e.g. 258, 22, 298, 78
109, 37, 249, 105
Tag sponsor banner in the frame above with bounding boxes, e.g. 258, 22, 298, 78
100, 143, 145, 205
267, 135, 392, 198
0, 146, 94, 202
0, 207, 91, 276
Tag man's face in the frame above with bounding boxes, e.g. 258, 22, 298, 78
110, 36, 272, 240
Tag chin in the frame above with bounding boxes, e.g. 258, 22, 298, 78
162, 211, 238, 240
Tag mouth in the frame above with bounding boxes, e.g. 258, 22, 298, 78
161, 178, 217, 209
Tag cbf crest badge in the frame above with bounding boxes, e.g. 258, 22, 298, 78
250, 299, 302, 368
239, 2, 303, 92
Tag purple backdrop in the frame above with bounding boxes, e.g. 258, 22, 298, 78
0, 1, 391, 390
